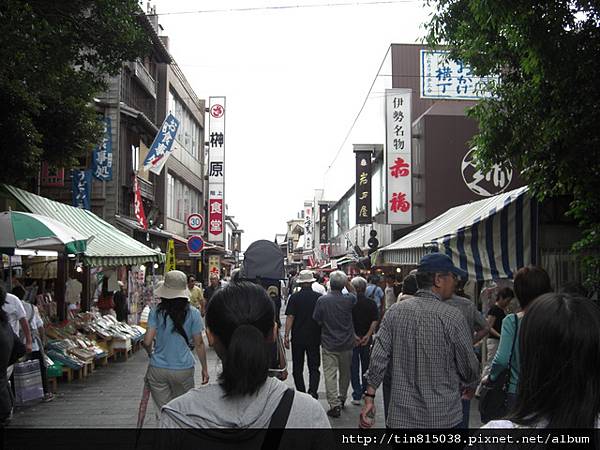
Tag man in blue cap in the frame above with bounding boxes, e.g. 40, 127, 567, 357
359, 253, 479, 429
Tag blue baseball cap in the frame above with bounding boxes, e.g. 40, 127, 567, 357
417, 253, 468, 279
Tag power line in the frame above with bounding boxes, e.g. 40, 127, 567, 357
322, 44, 391, 181
156, 1, 420, 16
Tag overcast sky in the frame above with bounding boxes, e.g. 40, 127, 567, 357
153, 0, 431, 249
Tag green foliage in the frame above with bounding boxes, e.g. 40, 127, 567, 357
0, 0, 151, 185
426, 0, 600, 290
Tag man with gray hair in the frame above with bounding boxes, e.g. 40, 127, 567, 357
350, 276, 379, 405
360, 253, 479, 428
312, 270, 358, 418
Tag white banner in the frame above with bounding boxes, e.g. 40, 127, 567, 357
385, 89, 413, 225
420, 50, 497, 100
208, 97, 226, 243
303, 201, 314, 250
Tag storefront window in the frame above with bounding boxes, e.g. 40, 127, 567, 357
167, 173, 201, 222
168, 89, 201, 159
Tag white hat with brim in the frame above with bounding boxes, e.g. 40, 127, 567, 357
297, 270, 316, 284
155, 270, 191, 299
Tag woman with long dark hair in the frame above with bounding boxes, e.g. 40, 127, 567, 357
485, 266, 552, 416
485, 293, 600, 428
160, 281, 329, 434
143, 271, 209, 412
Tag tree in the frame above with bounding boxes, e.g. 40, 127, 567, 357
0, 0, 150, 185
426, 0, 600, 289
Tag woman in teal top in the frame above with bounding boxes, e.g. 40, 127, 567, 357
487, 266, 552, 414
143, 270, 209, 411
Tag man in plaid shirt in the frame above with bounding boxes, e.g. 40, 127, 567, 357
360, 253, 479, 428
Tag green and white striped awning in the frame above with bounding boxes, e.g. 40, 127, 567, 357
2, 185, 164, 267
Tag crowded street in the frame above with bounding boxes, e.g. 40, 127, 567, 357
1, 0, 599, 449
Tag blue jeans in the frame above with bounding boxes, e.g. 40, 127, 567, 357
461, 398, 470, 428
351, 345, 370, 401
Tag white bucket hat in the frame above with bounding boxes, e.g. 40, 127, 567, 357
297, 270, 316, 284
155, 270, 190, 299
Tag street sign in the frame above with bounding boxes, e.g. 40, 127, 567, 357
187, 235, 204, 254
186, 213, 204, 231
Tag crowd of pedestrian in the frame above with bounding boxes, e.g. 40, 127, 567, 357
2, 251, 597, 435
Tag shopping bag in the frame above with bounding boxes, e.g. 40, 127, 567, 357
13, 360, 44, 405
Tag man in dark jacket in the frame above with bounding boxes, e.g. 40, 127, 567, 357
284, 270, 322, 399
113, 281, 128, 323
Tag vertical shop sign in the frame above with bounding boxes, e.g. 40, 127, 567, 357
354, 150, 372, 225
133, 174, 148, 230
303, 201, 313, 250
319, 203, 329, 243
385, 89, 413, 224
92, 117, 113, 181
165, 239, 176, 273
143, 113, 180, 175
208, 97, 226, 243
71, 170, 92, 210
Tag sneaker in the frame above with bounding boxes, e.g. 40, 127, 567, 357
42, 393, 54, 402
326, 406, 341, 418
351, 399, 362, 406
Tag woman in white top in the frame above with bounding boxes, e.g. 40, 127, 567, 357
485, 292, 600, 429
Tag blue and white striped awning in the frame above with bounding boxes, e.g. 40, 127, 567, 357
377, 186, 536, 280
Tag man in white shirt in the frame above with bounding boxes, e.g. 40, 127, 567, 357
311, 273, 326, 295
2, 290, 32, 353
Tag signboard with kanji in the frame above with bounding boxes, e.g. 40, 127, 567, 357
208, 96, 226, 243
71, 170, 92, 210
143, 113, 180, 175
165, 239, 176, 273
355, 150, 372, 225
92, 117, 113, 181
208, 255, 220, 276
303, 201, 313, 250
420, 50, 497, 100
319, 203, 329, 243
385, 89, 413, 224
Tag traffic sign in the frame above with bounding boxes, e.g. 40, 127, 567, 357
186, 213, 204, 231
187, 235, 204, 254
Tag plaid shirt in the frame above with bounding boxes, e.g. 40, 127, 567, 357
366, 289, 479, 428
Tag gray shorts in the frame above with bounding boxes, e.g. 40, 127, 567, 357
145, 365, 195, 411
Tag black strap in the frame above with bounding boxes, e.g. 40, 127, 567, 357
504, 314, 519, 390
261, 388, 294, 450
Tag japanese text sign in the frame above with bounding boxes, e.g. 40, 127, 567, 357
92, 117, 113, 181
71, 170, 92, 210
208, 96, 226, 243
385, 89, 412, 224
420, 50, 497, 100
304, 201, 313, 250
143, 113, 180, 175
355, 150, 372, 225
319, 203, 329, 243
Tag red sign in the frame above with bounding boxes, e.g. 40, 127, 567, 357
210, 104, 224, 118
133, 175, 148, 230
40, 162, 65, 187
208, 199, 223, 236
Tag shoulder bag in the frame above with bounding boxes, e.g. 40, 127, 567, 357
479, 314, 519, 423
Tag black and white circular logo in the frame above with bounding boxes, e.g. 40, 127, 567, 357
461, 148, 513, 197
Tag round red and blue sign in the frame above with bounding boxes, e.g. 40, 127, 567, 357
187, 235, 204, 253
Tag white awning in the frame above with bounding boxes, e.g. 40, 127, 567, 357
377, 186, 535, 281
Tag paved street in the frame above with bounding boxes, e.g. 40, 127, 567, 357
9, 333, 481, 429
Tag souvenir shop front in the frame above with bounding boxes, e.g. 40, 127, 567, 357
1, 184, 165, 402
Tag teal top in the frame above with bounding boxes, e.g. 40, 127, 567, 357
148, 305, 203, 370
489, 313, 520, 394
